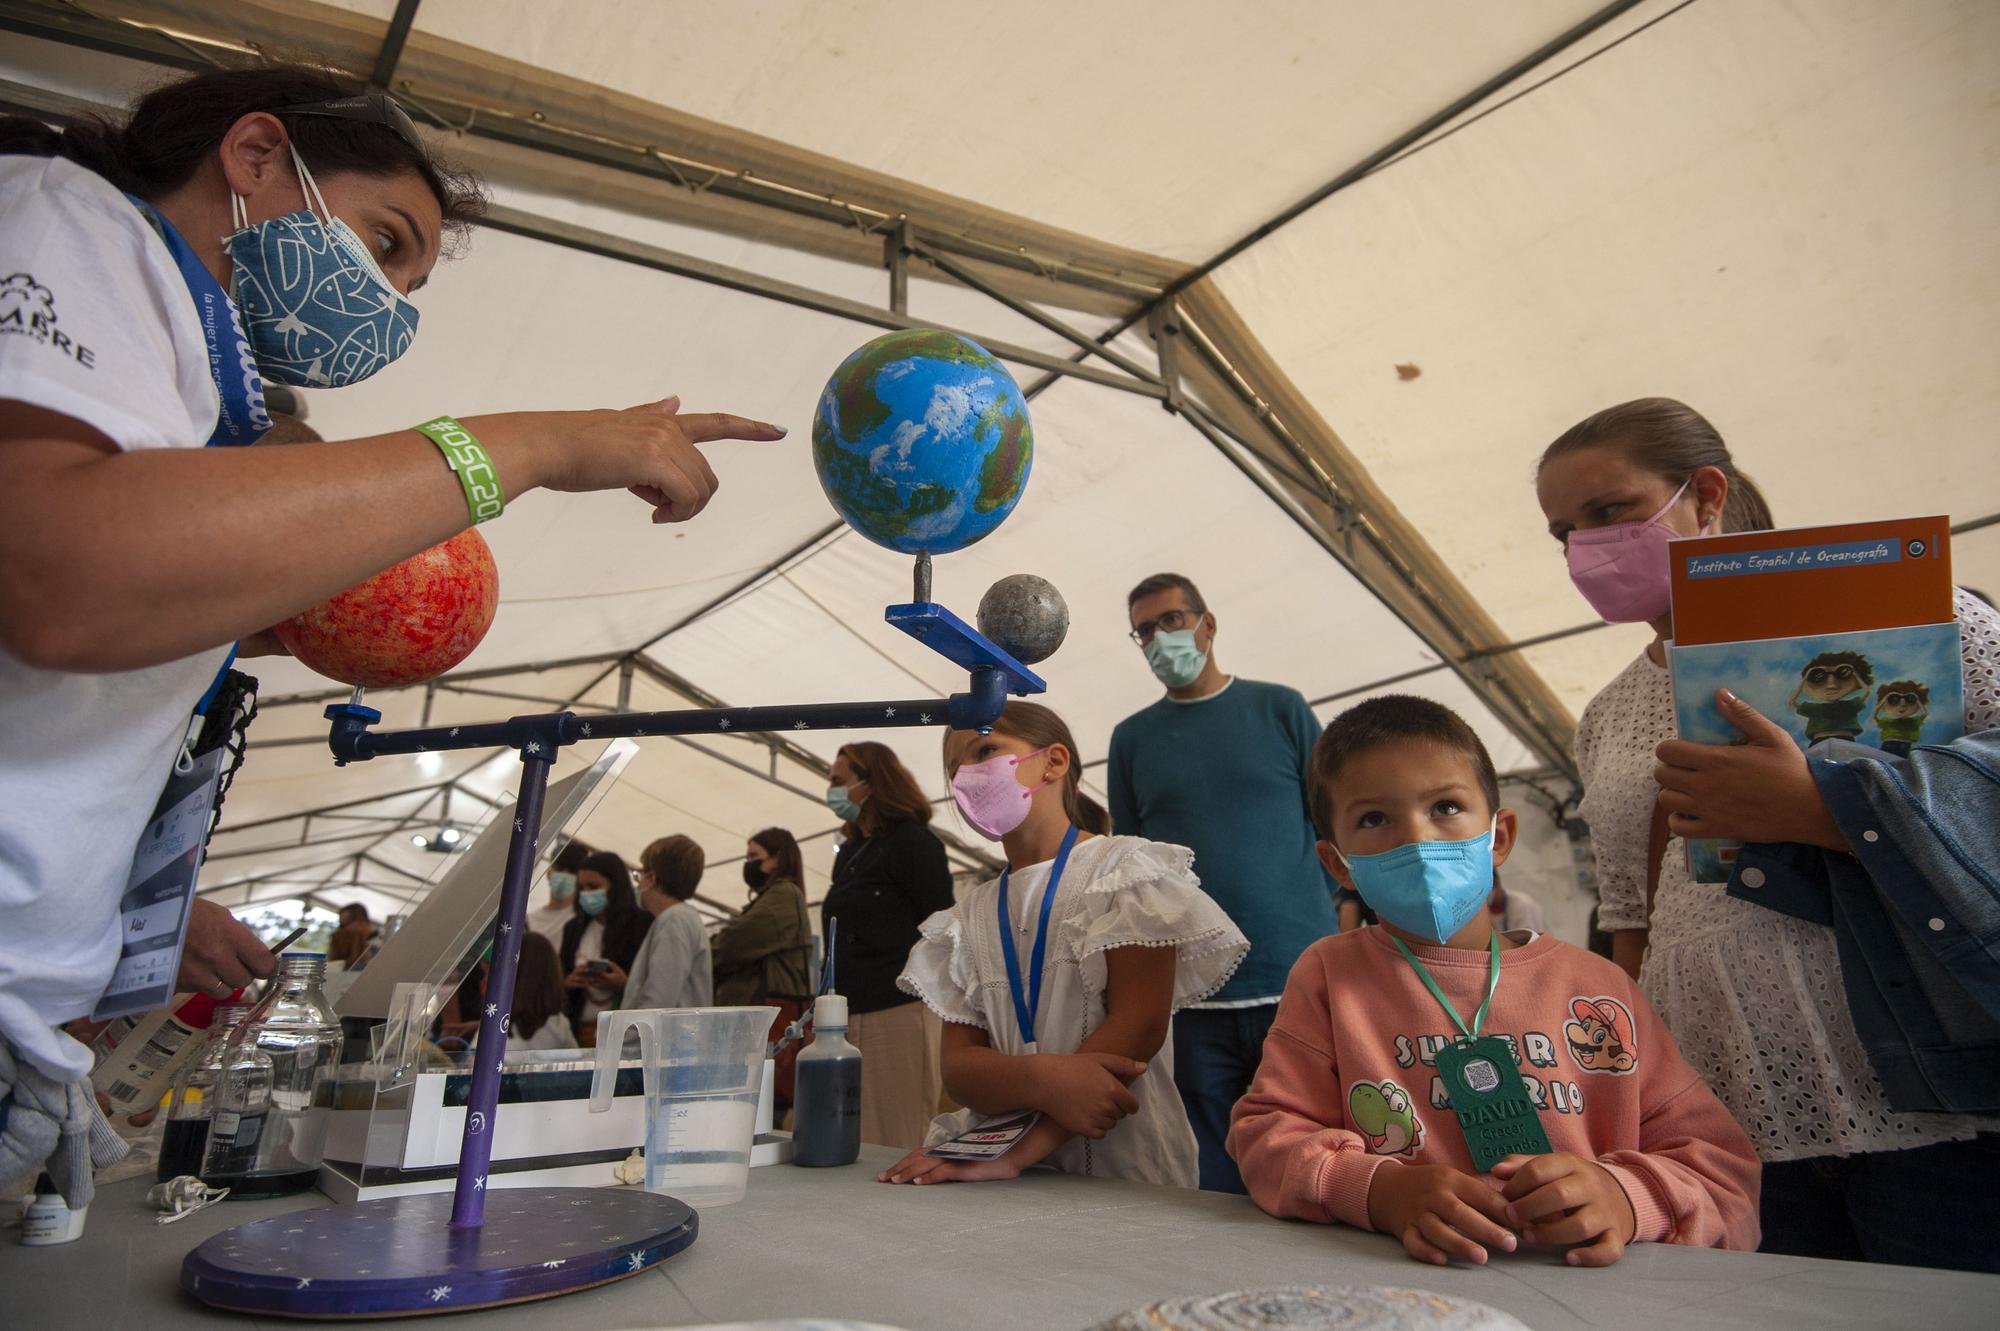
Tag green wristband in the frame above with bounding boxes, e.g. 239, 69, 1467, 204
414, 415, 503, 524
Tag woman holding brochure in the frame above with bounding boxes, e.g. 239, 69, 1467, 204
1533, 397, 2000, 1269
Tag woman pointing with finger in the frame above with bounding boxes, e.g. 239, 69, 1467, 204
0, 65, 782, 1192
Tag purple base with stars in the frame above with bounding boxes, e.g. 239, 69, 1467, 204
180, 1187, 697, 1317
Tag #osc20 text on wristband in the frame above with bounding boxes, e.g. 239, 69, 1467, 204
414, 415, 503, 524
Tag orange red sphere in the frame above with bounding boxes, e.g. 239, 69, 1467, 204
275, 528, 499, 688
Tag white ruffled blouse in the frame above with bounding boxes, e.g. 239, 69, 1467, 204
897, 834, 1249, 1187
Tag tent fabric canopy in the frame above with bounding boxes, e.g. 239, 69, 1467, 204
2, 0, 1991, 936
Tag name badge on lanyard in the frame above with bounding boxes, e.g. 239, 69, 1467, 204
1391, 935, 1552, 1171
89, 196, 265, 1020
995, 825, 1080, 1055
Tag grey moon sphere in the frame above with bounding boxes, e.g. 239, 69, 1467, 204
977, 574, 1069, 664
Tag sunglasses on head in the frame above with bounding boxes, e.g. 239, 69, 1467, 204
271, 91, 424, 154
1882, 691, 1923, 707
1805, 665, 1859, 686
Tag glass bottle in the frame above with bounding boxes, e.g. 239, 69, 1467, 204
158, 1001, 250, 1182
203, 952, 343, 1198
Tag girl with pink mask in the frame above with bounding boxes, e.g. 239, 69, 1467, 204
1536, 397, 2000, 1264
879, 701, 1246, 1188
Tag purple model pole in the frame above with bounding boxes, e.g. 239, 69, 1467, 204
448, 750, 552, 1229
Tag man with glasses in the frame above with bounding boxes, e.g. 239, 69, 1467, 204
1107, 573, 1339, 1193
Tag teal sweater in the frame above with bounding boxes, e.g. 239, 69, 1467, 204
1107, 678, 1339, 1001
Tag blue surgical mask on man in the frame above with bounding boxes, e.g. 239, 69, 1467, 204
1331, 819, 1497, 943
226, 143, 419, 387
1144, 628, 1207, 689
547, 870, 578, 902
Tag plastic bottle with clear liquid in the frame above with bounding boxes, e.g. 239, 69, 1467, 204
158, 1001, 250, 1182
791, 993, 862, 1167
202, 953, 343, 1197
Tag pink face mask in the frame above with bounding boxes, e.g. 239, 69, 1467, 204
950, 747, 1052, 840
1564, 479, 1706, 624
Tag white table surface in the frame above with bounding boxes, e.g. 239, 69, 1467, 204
3, 1146, 1994, 1329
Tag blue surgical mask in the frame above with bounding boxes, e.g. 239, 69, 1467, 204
1144, 628, 1207, 689
226, 144, 419, 387
826, 785, 862, 823
1332, 820, 1497, 943
547, 870, 578, 902
576, 888, 609, 918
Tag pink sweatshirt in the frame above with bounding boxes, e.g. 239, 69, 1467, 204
1228, 927, 1760, 1250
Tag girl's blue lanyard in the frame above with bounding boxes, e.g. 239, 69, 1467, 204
122, 194, 267, 734
996, 824, 1080, 1047
123, 193, 271, 449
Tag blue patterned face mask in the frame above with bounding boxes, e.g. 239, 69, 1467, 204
226, 144, 419, 387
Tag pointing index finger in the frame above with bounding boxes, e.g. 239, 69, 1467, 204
674, 411, 788, 443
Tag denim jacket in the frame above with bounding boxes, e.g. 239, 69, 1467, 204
1727, 731, 2000, 1115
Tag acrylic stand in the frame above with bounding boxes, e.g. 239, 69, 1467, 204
181, 598, 1043, 1317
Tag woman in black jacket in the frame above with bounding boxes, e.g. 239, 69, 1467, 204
821, 742, 953, 1149
559, 850, 650, 1043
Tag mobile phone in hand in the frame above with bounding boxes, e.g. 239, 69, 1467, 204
585, 959, 611, 974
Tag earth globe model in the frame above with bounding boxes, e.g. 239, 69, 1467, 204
811, 328, 1033, 555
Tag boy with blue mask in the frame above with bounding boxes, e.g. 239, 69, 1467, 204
1229, 695, 1759, 1268
1108, 572, 1339, 1193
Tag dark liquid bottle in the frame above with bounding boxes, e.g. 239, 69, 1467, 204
157, 1118, 210, 1182
792, 994, 862, 1167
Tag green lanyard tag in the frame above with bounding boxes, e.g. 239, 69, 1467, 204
1391, 935, 1552, 1171
1434, 1035, 1552, 1170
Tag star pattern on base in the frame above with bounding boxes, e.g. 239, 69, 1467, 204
793, 720, 808, 730
718, 718, 732, 730
885, 707, 897, 717
295, 1278, 312, 1290
498, 922, 512, 934
428, 1286, 452, 1303
473, 1175, 485, 1191
525, 740, 542, 755
484, 1003, 498, 1016
626, 1252, 648, 1272
579, 722, 593, 738
513, 817, 526, 832
541, 1259, 564, 1269
920, 713, 933, 724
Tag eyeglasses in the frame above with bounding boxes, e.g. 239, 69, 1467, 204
1881, 691, 1923, 707
1130, 607, 1204, 646
1805, 665, 1860, 686
271, 91, 425, 154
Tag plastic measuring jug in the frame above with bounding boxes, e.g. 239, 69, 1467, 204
589, 1006, 777, 1207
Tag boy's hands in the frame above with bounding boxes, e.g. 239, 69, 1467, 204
1491, 1153, 1638, 1267
1366, 1162, 1518, 1266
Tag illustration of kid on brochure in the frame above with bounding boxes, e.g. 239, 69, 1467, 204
1790, 650, 1871, 743
1872, 680, 1930, 757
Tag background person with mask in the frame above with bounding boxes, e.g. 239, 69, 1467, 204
1107, 572, 1339, 1193
560, 850, 650, 1040
625, 834, 713, 1011
530, 839, 594, 946
822, 742, 953, 1149
714, 828, 815, 1108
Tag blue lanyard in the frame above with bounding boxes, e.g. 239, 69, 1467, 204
124, 193, 270, 448
995, 825, 1079, 1045
122, 192, 258, 723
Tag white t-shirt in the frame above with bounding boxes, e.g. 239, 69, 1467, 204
0, 155, 230, 1080
527, 900, 574, 947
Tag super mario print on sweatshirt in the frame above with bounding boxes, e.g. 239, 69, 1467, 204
1227, 927, 1761, 1251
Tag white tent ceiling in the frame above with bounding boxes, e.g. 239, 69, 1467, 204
4, 0, 1993, 933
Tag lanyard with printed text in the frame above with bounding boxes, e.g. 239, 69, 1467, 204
1390, 934, 1552, 1169
996, 825, 1079, 1048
